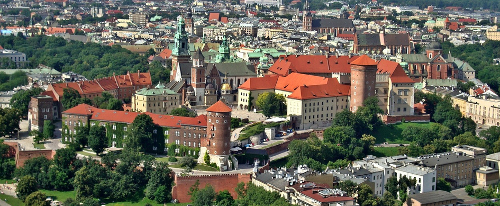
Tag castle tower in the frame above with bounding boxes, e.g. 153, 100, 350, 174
191, 48, 206, 105
215, 35, 231, 63
171, 16, 191, 81
350, 55, 378, 112
302, 0, 312, 31
199, 101, 234, 170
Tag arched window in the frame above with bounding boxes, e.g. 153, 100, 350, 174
437, 65, 441, 71
429, 53, 433, 59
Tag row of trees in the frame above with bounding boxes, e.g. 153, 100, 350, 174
287, 97, 381, 171
0, 35, 169, 84
14, 147, 174, 205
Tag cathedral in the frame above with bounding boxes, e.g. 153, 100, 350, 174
168, 16, 257, 107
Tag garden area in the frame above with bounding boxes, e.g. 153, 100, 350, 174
372, 122, 436, 144
238, 121, 284, 141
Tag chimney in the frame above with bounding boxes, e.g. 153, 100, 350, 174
137, 70, 140, 78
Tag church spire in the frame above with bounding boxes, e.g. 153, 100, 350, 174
172, 15, 189, 56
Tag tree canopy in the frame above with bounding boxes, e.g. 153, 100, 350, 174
255, 92, 286, 118
126, 114, 156, 152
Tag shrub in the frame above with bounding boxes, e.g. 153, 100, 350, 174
168, 156, 178, 162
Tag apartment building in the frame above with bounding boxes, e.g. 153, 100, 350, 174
418, 153, 474, 187
395, 165, 436, 194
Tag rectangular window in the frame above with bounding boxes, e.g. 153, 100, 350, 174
44, 115, 47, 119
123, 127, 127, 131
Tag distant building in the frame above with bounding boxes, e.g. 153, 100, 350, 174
129, 13, 147, 27
0, 48, 28, 68
395, 165, 436, 194
28, 94, 58, 131
353, 32, 411, 55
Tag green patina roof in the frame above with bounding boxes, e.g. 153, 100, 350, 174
135, 87, 177, 96
453, 58, 475, 72
247, 53, 264, 58
401, 54, 429, 63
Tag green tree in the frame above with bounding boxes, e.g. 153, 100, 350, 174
31, 129, 45, 144
189, 180, 201, 202
107, 98, 123, 110
255, 92, 286, 117
42, 120, 55, 139
53, 147, 76, 169
75, 125, 89, 148
126, 114, 156, 152
334, 180, 358, 196
10, 87, 44, 116
0, 108, 22, 137
170, 107, 196, 117
465, 185, 474, 196
180, 156, 197, 169
24, 191, 49, 206
146, 162, 173, 202
436, 178, 452, 192
204, 151, 210, 165
193, 184, 216, 206
88, 125, 107, 155
385, 176, 399, 197
0, 139, 15, 179
356, 184, 375, 205
216, 190, 234, 206
61, 88, 82, 110
16, 175, 38, 202
235, 182, 246, 199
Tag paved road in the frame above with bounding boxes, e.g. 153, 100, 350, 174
451, 185, 486, 202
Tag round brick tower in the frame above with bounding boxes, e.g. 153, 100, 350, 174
350, 55, 378, 112
205, 100, 232, 156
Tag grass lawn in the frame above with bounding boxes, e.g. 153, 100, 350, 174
0, 193, 24, 206
77, 151, 97, 157
371, 147, 400, 157
0, 179, 16, 184
34, 143, 45, 149
194, 164, 218, 171
372, 122, 436, 144
260, 141, 284, 149
40, 189, 76, 202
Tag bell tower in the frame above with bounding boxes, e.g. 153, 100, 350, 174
302, 0, 312, 31
171, 16, 191, 81
191, 48, 206, 106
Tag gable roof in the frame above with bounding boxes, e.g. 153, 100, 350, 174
269, 55, 360, 75
287, 79, 350, 100
409, 190, 457, 204
206, 100, 232, 112
377, 59, 414, 83
49, 72, 151, 97
238, 75, 279, 90
351, 55, 377, 66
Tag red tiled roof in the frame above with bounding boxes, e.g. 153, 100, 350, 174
275, 73, 331, 92
337, 33, 355, 40
96, 76, 119, 91
0, 45, 4, 49
49, 72, 151, 97
269, 55, 360, 76
377, 59, 414, 83
107, 10, 123, 15
459, 18, 476, 23
63, 104, 95, 115
288, 79, 350, 100
158, 48, 172, 59
63, 104, 207, 128
351, 55, 377, 66
221, 17, 229, 24
238, 75, 279, 90
269, 55, 413, 84
206, 100, 232, 113
45, 27, 75, 34
209, 13, 220, 21
41, 90, 57, 101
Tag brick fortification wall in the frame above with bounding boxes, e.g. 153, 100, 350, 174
172, 173, 251, 203
382, 115, 430, 124
3, 142, 18, 158
3, 142, 55, 168
264, 131, 311, 156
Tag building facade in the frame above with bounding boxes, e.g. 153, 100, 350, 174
131, 82, 181, 114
